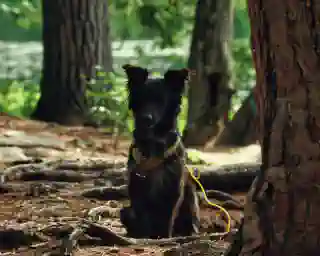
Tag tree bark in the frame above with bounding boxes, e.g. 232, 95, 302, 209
183, 0, 234, 148
213, 92, 257, 147
32, 0, 113, 126
226, 0, 320, 255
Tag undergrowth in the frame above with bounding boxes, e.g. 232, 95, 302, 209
0, 39, 255, 137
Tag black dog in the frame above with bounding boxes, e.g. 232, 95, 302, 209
120, 64, 200, 239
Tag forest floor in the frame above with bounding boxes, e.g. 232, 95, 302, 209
0, 113, 261, 255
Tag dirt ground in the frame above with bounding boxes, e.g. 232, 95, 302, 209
0, 114, 251, 255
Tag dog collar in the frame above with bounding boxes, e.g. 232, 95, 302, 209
131, 133, 182, 174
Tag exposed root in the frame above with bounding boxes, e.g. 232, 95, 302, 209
55, 159, 126, 171
61, 225, 86, 255
197, 164, 259, 192
1, 160, 63, 182
0, 160, 126, 183
82, 218, 233, 246
0, 227, 46, 250
60, 214, 235, 255
87, 204, 121, 220
80, 185, 243, 211
163, 239, 229, 255
0, 183, 19, 193
18, 169, 100, 182
81, 185, 128, 200
199, 190, 244, 210
2, 168, 100, 183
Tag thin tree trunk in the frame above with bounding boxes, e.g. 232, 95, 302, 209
32, 0, 112, 126
183, 0, 234, 148
226, 0, 320, 255
213, 92, 257, 147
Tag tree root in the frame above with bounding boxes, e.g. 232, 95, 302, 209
87, 204, 121, 220
80, 185, 128, 200
0, 227, 47, 250
0, 182, 65, 198
1, 161, 60, 183
55, 160, 126, 171
80, 185, 243, 210
196, 163, 259, 192
2, 167, 99, 183
163, 239, 229, 255
0, 183, 20, 193
200, 190, 244, 210
18, 169, 100, 182
0, 160, 126, 183
61, 217, 233, 255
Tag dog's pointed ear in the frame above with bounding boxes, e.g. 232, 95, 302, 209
122, 64, 149, 84
164, 68, 190, 92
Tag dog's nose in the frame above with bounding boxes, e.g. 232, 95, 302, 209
141, 114, 153, 127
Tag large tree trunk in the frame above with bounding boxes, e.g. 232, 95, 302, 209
32, 0, 113, 126
183, 0, 234, 148
227, 0, 320, 255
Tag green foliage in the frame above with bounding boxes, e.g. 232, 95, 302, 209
86, 67, 132, 134
232, 39, 255, 89
0, 78, 39, 116
0, 0, 255, 136
110, 0, 196, 47
0, 0, 41, 41
85, 67, 189, 136
0, 0, 41, 28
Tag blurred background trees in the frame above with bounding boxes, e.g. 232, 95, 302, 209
0, 0, 255, 147
183, 0, 234, 147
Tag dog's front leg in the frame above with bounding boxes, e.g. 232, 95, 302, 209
120, 206, 152, 238
172, 182, 200, 236
121, 172, 154, 238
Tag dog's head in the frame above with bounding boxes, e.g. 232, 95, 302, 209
123, 64, 189, 156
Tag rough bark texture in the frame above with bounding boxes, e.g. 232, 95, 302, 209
183, 0, 234, 148
213, 92, 257, 147
227, 0, 320, 255
32, 0, 113, 126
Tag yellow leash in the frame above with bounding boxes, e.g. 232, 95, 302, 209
186, 165, 231, 233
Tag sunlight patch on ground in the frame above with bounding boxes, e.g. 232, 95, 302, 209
186, 144, 261, 166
